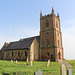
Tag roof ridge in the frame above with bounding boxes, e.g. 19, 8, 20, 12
19, 35, 40, 41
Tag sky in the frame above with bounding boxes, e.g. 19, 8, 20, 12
0, 0, 75, 60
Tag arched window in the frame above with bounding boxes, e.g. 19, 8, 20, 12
46, 32, 49, 37
18, 52, 20, 57
46, 20, 49, 27
56, 21, 58, 28
12, 52, 13, 57
25, 51, 27, 56
47, 39, 50, 47
47, 52, 50, 56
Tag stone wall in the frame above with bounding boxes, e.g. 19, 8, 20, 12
3, 49, 29, 61
30, 38, 39, 61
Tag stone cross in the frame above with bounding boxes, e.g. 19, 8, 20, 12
30, 60, 32, 66
47, 60, 50, 67
61, 64, 66, 75
16, 60, 18, 63
34, 70, 42, 75
67, 69, 72, 75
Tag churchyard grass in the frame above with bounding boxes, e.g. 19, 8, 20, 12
0, 60, 74, 75
0, 60, 60, 75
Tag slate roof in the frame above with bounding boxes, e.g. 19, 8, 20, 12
4, 36, 40, 51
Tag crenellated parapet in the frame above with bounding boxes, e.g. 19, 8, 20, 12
40, 7, 60, 20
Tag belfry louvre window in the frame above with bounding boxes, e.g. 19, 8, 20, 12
46, 20, 49, 27
47, 39, 50, 47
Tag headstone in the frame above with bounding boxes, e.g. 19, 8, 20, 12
16, 60, 18, 63
34, 70, 42, 75
67, 69, 72, 75
61, 64, 66, 75
11, 60, 13, 63
47, 60, 50, 67
30, 60, 32, 66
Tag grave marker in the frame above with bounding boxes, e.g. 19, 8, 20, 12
47, 60, 50, 67
30, 60, 32, 66
16, 60, 18, 63
61, 64, 66, 75
34, 70, 42, 75
67, 69, 72, 75
11, 60, 13, 63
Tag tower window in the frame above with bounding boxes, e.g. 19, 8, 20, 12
47, 39, 50, 47
58, 40, 59, 47
56, 21, 58, 28
57, 33, 59, 36
46, 20, 49, 27
46, 32, 49, 37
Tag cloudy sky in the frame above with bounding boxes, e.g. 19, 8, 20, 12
0, 0, 75, 59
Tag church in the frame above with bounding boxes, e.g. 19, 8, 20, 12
2, 8, 63, 61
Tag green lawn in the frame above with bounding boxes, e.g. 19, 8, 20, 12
0, 60, 74, 75
0, 60, 61, 75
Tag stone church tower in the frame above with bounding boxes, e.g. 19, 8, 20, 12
40, 8, 63, 61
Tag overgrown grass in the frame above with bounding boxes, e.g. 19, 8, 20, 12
0, 60, 61, 75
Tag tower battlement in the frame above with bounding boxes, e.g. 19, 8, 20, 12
40, 8, 59, 20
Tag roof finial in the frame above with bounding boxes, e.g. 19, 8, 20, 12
52, 7, 54, 13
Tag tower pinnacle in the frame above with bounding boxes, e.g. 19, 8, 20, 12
57, 13, 59, 18
40, 11, 42, 18
52, 7, 54, 13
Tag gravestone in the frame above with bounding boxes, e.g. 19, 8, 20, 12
30, 60, 32, 66
11, 60, 13, 63
67, 69, 72, 75
47, 60, 50, 67
16, 60, 18, 63
61, 64, 66, 75
34, 70, 42, 75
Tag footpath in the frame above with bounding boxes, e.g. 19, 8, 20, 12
59, 60, 72, 67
